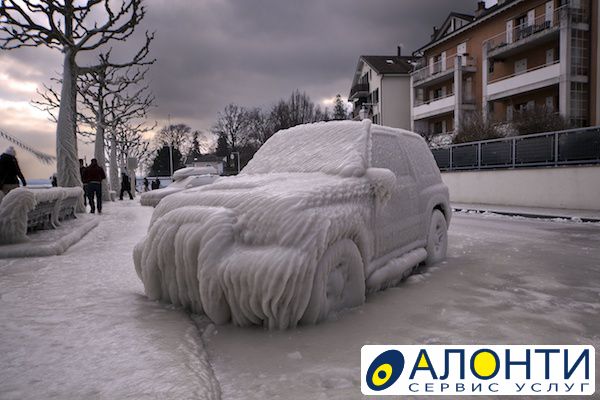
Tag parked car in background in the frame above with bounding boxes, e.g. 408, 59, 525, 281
139, 167, 220, 207
134, 120, 450, 329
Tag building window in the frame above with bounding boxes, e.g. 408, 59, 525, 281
571, 28, 589, 76
514, 58, 527, 74
570, 81, 589, 127
433, 121, 443, 134
545, 96, 554, 112
546, 48, 554, 64
506, 105, 514, 121
515, 102, 527, 113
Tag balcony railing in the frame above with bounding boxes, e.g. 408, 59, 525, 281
487, 61, 560, 100
484, 6, 566, 54
430, 125, 600, 171
412, 55, 476, 85
414, 91, 454, 107
488, 59, 560, 84
349, 83, 369, 99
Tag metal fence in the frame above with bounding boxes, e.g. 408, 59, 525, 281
431, 126, 600, 171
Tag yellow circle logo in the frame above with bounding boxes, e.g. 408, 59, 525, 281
471, 350, 499, 379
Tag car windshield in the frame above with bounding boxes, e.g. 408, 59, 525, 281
242, 121, 369, 176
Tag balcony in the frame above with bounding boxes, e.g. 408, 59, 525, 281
484, 7, 564, 59
413, 94, 455, 120
412, 55, 476, 88
349, 83, 369, 100
487, 61, 560, 101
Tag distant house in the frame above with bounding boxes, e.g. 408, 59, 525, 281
348, 49, 418, 129
184, 154, 225, 175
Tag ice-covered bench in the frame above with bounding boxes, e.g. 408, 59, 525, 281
27, 188, 64, 230
0, 187, 84, 244
58, 187, 83, 221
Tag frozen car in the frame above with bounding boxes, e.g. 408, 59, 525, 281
139, 167, 220, 207
134, 120, 450, 329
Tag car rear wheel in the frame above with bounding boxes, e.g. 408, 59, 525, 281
425, 209, 448, 265
300, 239, 365, 325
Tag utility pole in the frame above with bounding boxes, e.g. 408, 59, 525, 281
168, 114, 174, 177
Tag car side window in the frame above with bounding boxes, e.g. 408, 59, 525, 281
371, 132, 411, 178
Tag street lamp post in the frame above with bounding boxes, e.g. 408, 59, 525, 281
230, 152, 240, 174
167, 114, 173, 177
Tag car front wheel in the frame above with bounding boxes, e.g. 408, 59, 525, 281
425, 209, 448, 265
300, 239, 365, 325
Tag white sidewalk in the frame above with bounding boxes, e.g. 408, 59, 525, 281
452, 202, 600, 222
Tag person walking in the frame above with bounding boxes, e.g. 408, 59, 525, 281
119, 171, 133, 200
143, 177, 149, 192
79, 159, 88, 206
152, 177, 161, 190
0, 146, 27, 194
82, 158, 106, 214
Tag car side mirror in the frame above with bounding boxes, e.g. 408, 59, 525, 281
365, 167, 396, 203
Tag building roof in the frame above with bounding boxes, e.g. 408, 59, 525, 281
416, 0, 523, 53
184, 153, 223, 165
360, 55, 417, 75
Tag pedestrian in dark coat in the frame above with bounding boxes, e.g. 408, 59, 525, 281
151, 177, 160, 190
79, 159, 88, 206
143, 177, 149, 192
0, 146, 26, 194
119, 171, 133, 200
82, 158, 106, 214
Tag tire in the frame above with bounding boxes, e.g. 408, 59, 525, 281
425, 209, 448, 265
300, 239, 365, 325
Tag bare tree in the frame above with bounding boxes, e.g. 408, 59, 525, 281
211, 104, 248, 152
287, 90, 315, 126
269, 99, 292, 133
244, 107, 274, 147
34, 42, 155, 197
1, 0, 148, 192
154, 123, 192, 153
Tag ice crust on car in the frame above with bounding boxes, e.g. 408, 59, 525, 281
134, 121, 378, 329
140, 166, 220, 207
133, 120, 447, 329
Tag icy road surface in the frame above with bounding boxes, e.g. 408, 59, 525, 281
203, 212, 600, 400
0, 202, 219, 400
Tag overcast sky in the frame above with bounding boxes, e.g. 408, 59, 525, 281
0, 0, 496, 179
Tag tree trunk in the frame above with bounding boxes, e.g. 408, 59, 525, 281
94, 120, 111, 201
94, 73, 111, 202
109, 133, 119, 195
56, 49, 84, 211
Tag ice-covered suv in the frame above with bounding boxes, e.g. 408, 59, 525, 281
134, 120, 450, 329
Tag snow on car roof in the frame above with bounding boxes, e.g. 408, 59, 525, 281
242, 120, 372, 178
172, 166, 218, 181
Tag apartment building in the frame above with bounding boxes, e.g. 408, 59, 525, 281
411, 0, 599, 137
348, 51, 417, 129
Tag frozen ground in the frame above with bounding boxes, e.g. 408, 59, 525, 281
203, 212, 600, 400
1, 202, 599, 399
0, 201, 219, 400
